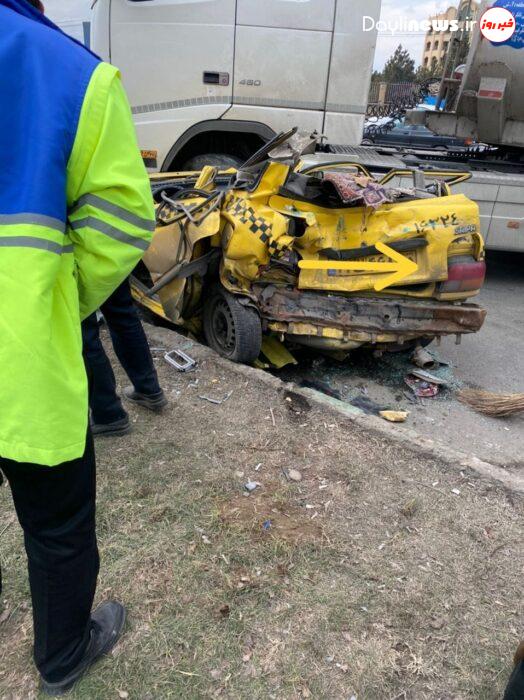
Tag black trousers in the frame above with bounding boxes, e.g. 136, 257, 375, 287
0, 436, 98, 683
82, 279, 161, 424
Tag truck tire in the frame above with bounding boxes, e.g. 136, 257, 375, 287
182, 153, 242, 171
203, 286, 262, 364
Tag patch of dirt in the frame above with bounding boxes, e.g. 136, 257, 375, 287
220, 484, 323, 545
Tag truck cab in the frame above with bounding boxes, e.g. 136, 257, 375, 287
91, 0, 380, 171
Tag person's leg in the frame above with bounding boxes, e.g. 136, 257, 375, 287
100, 280, 163, 397
0, 436, 99, 683
82, 312, 128, 426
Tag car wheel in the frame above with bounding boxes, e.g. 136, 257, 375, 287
203, 286, 262, 363
181, 153, 243, 171
362, 139, 374, 146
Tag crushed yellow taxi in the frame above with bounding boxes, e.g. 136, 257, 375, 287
132, 130, 486, 363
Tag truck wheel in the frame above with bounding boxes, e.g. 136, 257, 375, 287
182, 153, 242, 171
203, 286, 262, 363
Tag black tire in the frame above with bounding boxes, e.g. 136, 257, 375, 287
182, 153, 242, 171
203, 286, 262, 363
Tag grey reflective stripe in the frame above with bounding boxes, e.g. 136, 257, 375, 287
70, 217, 150, 251
0, 213, 66, 233
70, 195, 156, 232
63, 244, 74, 254
0, 236, 65, 255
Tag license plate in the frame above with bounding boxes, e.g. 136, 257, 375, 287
327, 251, 418, 277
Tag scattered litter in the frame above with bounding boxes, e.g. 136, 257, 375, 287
379, 409, 409, 423
451, 488, 461, 496
254, 462, 262, 472
164, 348, 196, 372
244, 481, 261, 493
405, 374, 439, 398
269, 407, 276, 427
201, 535, 211, 545
198, 390, 233, 405
285, 468, 303, 482
409, 368, 449, 386
458, 389, 524, 417
262, 519, 272, 531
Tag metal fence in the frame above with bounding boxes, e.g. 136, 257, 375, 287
367, 81, 433, 118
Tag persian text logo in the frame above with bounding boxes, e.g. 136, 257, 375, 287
480, 6, 517, 42
362, 16, 477, 34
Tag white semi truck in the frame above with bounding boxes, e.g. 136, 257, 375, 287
88, 0, 523, 252
91, 0, 380, 171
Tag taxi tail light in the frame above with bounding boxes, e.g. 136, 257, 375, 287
439, 256, 486, 293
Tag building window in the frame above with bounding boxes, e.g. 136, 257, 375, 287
426, 41, 431, 50
433, 40, 440, 50
424, 57, 429, 66
443, 41, 449, 51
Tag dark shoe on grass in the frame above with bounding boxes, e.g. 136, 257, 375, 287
123, 386, 168, 412
41, 600, 126, 696
91, 416, 131, 437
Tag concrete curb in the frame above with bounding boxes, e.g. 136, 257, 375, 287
147, 325, 524, 495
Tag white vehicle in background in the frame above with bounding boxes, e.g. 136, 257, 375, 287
91, 0, 380, 171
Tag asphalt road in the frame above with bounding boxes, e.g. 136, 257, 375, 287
281, 251, 524, 469
406, 250, 524, 468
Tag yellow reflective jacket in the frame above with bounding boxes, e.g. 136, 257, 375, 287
0, 54, 155, 466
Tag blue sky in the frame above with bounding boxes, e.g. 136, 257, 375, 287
44, 0, 455, 70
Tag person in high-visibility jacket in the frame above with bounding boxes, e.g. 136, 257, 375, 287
0, 0, 156, 694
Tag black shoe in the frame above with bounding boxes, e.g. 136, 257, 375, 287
123, 386, 168, 412
91, 416, 131, 437
41, 600, 127, 697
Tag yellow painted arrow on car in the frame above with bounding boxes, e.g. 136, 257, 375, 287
298, 241, 419, 292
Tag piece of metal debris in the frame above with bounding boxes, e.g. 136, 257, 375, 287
411, 345, 437, 369
164, 348, 196, 372
405, 375, 439, 398
245, 481, 261, 493
409, 368, 449, 386
198, 390, 233, 405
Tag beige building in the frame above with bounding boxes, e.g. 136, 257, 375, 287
421, 0, 480, 70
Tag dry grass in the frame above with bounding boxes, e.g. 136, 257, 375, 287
0, 331, 523, 699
